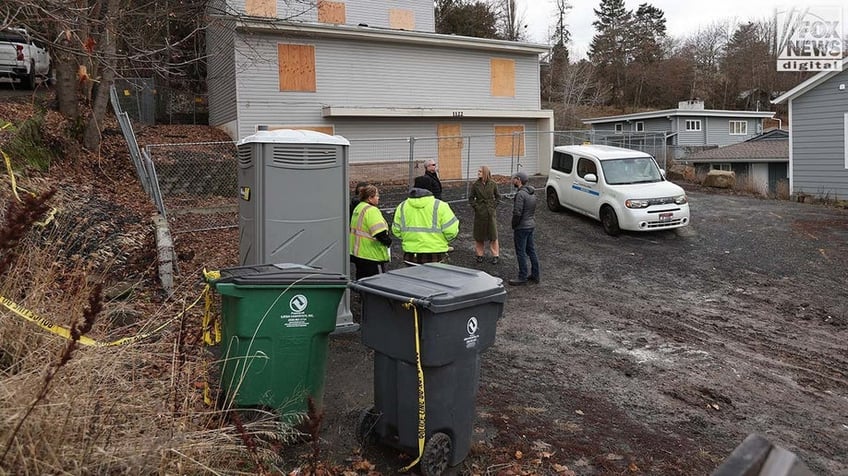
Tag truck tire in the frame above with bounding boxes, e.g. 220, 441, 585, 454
23, 61, 36, 89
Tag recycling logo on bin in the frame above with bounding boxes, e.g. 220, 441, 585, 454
464, 316, 480, 349
280, 294, 314, 328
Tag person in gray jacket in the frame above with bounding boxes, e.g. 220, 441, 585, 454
508, 171, 539, 286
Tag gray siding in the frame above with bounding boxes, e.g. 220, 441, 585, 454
207, 22, 238, 127
792, 69, 848, 198
233, 33, 541, 138
705, 117, 759, 145
224, 0, 436, 32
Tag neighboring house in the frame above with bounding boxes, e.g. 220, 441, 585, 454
686, 129, 789, 195
205, 0, 554, 179
772, 57, 848, 200
582, 100, 775, 159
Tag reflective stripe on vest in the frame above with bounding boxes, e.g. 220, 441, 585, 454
351, 203, 388, 260
396, 200, 458, 234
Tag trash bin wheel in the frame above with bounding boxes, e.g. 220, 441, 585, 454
420, 432, 452, 476
356, 406, 380, 446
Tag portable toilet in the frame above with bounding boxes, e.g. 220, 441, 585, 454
236, 129, 356, 332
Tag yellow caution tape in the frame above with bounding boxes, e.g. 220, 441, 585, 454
400, 299, 426, 473
0, 286, 207, 347
2, 149, 22, 202
2, 148, 57, 227
202, 269, 222, 345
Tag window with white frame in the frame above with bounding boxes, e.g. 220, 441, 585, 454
635, 121, 644, 132
729, 120, 747, 135
711, 163, 732, 171
685, 120, 701, 131
615, 123, 623, 134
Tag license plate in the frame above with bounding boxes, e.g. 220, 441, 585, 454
659, 212, 673, 221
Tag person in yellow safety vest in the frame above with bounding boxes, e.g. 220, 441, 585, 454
392, 176, 459, 265
349, 185, 392, 280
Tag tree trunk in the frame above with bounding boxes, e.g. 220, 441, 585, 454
53, 34, 79, 121
83, 0, 121, 151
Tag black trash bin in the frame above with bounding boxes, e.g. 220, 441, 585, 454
349, 263, 506, 475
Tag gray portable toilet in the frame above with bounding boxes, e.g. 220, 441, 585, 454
236, 129, 356, 332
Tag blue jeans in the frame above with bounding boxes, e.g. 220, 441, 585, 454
513, 228, 539, 281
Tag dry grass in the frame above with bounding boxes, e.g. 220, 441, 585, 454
0, 184, 302, 474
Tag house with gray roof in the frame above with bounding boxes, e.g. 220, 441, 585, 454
686, 130, 789, 195
582, 100, 775, 159
772, 57, 848, 200
205, 0, 554, 180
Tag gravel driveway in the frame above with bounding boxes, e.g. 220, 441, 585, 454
279, 183, 848, 475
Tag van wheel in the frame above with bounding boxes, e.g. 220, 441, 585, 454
601, 206, 620, 236
546, 188, 562, 212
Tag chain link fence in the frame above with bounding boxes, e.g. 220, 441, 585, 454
134, 130, 669, 235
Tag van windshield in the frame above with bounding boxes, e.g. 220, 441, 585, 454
601, 157, 663, 185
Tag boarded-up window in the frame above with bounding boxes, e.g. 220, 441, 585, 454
245, 0, 276, 18
491, 58, 515, 97
278, 44, 316, 92
264, 125, 335, 135
389, 9, 415, 30
494, 125, 525, 157
318, 0, 346, 24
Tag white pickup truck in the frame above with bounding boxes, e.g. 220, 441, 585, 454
0, 28, 51, 89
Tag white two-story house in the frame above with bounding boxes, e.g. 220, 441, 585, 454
205, 0, 554, 179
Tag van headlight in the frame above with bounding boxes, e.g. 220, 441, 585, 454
625, 199, 650, 209
674, 194, 688, 205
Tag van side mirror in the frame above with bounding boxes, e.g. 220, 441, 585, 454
584, 173, 597, 183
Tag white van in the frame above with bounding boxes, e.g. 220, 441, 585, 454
545, 144, 690, 236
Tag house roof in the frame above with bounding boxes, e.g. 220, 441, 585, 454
582, 108, 774, 124
745, 129, 788, 141
229, 17, 550, 55
772, 57, 848, 104
686, 139, 788, 163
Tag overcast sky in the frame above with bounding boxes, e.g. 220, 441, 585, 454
519, 0, 847, 58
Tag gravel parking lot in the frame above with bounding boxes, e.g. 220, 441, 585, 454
305, 183, 848, 475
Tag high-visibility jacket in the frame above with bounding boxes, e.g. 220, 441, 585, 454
349, 202, 390, 262
392, 193, 459, 253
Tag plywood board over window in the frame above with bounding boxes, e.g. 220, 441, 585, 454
437, 124, 463, 180
245, 0, 276, 18
318, 0, 346, 25
389, 9, 415, 30
491, 58, 515, 97
263, 125, 335, 135
278, 44, 316, 92
494, 125, 525, 157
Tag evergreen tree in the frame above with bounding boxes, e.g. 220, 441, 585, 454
588, 0, 633, 107
435, 0, 500, 39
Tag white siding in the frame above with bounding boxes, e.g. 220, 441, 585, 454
232, 33, 541, 138
225, 0, 435, 31
207, 22, 238, 127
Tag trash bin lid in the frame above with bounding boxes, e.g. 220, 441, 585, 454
214, 263, 348, 286
352, 263, 505, 312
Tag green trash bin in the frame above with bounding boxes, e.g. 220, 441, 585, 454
208, 263, 347, 416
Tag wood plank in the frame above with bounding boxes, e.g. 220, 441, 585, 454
278, 44, 316, 92
491, 58, 515, 97
245, 0, 276, 17
494, 125, 525, 157
318, 0, 346, 25
389, 9, 415, 30
437, 123, 462, 180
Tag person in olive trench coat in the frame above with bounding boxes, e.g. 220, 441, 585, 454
468, 165, 500, 264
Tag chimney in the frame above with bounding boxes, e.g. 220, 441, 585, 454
678, 99, 705, 110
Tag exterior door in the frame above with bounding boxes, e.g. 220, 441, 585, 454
437, 123, 462, 180
569, 157, 602, 216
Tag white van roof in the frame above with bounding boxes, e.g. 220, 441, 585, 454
553, 144, 653, 160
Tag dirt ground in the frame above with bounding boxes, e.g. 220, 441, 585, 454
252, 179, 848, 476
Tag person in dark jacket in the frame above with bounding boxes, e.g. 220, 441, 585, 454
419, 159, 443, 199
508, 171, 539, 286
